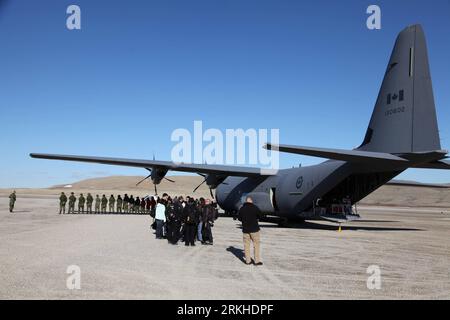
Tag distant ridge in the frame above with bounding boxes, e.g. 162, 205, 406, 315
52, 176, 449, 190
1, 176, 448, 208
388, 180, 449, 188
50, 175, 212, 199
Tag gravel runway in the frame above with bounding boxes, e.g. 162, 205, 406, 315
1, 196, 449, 299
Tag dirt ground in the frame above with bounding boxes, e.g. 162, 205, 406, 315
1, 190, 449, 299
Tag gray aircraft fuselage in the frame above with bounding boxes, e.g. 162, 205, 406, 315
215, 160, 402, 219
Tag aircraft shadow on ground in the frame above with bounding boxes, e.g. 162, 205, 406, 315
256, 221, 424, 232
63, 213, 422, 231
220, 215, 400, 223
356, 220, 400, 223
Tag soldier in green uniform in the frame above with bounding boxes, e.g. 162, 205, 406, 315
86, 193, 93, 214
94, 195, 101, 214
123, 194, 129, 213
9, 191, 16, 213
116, 195, 123, 213
78, 193, 86, 214
59, 192, 67, 214
109, 195, 115, 213
101, 195, 108, 214
68, 192, 76, 214
134, 196, 140, 213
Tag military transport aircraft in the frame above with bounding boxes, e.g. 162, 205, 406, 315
31, 25, 449, 223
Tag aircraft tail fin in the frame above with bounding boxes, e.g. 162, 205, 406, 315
358, 24, 441, 154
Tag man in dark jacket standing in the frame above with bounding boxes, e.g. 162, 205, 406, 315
201, 199, 215, 245
238, 197, 263, 265
183, 198, 197, 246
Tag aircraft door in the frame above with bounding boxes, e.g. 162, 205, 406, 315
270, 188, 279, 211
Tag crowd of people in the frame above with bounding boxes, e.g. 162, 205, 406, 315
57, 191, 219, 246
7, 190, 263, 265
152, 193, 219, 246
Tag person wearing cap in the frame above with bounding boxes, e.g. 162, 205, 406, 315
59, 192, 67, 214
86, 193, 93, 214
109, 195, 115, 213
78, 193, 86, 214
116, 195, 123, 213
68, 192, 76, 214
123, 194, 129, 213
101, 194, 108, 213
94, 194, 101, 213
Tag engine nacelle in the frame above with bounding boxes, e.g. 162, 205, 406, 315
205, 174, 227, 189
151, 167, 169, 184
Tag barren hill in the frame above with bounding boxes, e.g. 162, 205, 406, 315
50, 175, 213, 199
1, 175, 449, 208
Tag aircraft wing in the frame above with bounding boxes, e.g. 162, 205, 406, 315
29, 153, 271, 177
263, 143, 408, 163
412, 160, 450, 170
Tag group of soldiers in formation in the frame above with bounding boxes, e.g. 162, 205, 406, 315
58, 192, 158, 214
57, 191, 219, 246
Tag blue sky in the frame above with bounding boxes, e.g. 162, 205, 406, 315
0, 0, 449, 188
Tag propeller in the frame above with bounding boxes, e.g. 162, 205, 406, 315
154, 177, 175, 195
193, 173, 207, 193
136, 168, 152, 186
135, 167, 175, 195
193, 173, 216, 198
193, 179, 207, 193
151, 154, 175, 184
